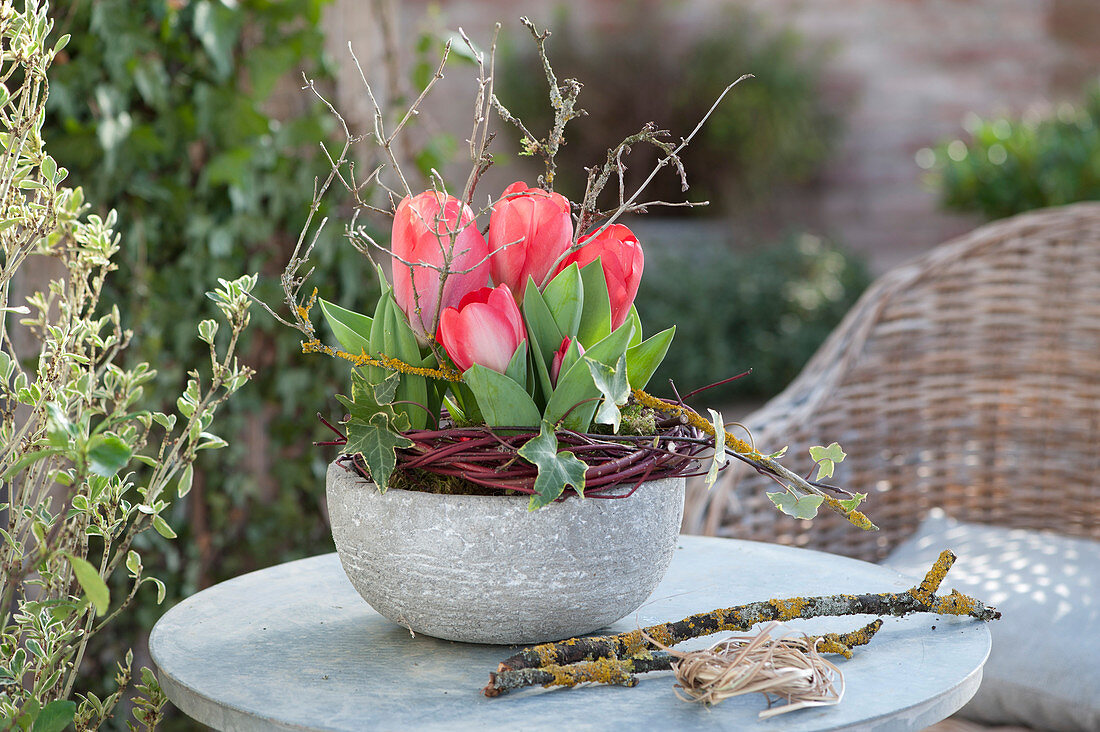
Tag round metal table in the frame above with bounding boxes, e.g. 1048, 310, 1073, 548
150, 535, 990, 731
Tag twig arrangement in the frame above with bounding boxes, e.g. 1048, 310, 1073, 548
261, 17, 879, 529
327, 412, 711, 497
483, 549, 999, 697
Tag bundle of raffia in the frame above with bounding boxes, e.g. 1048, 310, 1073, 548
666, 621, 843, 718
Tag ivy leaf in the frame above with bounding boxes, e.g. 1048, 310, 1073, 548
767, 445, 789, 460
705, 408, 727, 487
344, 412, 414, 491
766, 491, 825, 520
62, 552, 109, 617
838, 492, 868, 513
518, 421, 588, 511
373, 371, 400, 405
586, 355, 629, 433
808, 442, 847, 481
337, 369, 408, 431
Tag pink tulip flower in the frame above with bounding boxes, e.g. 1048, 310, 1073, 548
550, 336, 584, 386
488, 181, 573, 301
437, 284, 527, 374
392, 191, 490, 340
558, 224, 644, 330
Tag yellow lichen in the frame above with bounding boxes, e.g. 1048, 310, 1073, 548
300, 338, 463, 382
814, 637, 853, 659
630, 389, 761, 458
768, 596, 810, 621
535, 644, 560, 668
822, 496, 878, 531
933, 589, 977, 615
621, 629, 647, 656
545, 659, 634, 689
911, 550, 955, 604
547, 665, 581, 689
644, 625, 677, 650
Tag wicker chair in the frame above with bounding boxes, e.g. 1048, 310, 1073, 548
683, 203, 1100, 561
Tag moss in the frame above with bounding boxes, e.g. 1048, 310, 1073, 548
387, 468, 521, 496
620, 403, 658, 436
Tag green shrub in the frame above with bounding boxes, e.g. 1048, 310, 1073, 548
635, 234, 871, 402
1, 3, 254, 728
497, 4, 838, 215
925, 82, 1100, 219
41, 0, 367, 718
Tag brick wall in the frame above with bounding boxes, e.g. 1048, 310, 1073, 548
323, 0, 1100, 273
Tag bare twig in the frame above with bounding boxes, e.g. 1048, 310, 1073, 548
484, 620, 881, 696
484, 549, 998, 696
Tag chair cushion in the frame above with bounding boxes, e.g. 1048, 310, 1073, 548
883, 509, 1100, 732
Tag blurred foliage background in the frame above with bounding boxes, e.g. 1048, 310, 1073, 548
497, 3, 838, 218
635, 234, 870, 402
42, 1, 372, 720
497, 2, 866, 400
925, 80, 1100, 219
37, 0, 866, 723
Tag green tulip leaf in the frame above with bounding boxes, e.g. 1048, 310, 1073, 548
522, 276, 563, 405
368, 294, 430, 429
518, 421, 588, 510
464, 364, 542, 429
366, 287, 392, 387
625, 325, 675, 390
504, 343, 528, 391
542, 263, 583, 337
319, 298, 373, 357
766, 491, 825, 521
373, 261, 392, 295
626, 304, 643, 348
576, 259, 612, 348
586, 355, 630, 433
542, 320, 635, 431
448, 382, 483, 424
583, 318, 636, 365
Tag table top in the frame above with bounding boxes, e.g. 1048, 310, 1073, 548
150, 535, 990, 732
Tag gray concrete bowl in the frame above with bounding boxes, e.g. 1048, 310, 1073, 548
326, 461, 685, 644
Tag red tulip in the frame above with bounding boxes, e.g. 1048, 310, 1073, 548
550, 336, 584, 386
392, 191, 490, 340
558, 224, 644, 330
488, 181, 573, 301
437, 284, 527, 374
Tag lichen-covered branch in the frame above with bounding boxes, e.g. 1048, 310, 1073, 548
484, 620, 883, 696
485, 550, 997, 695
